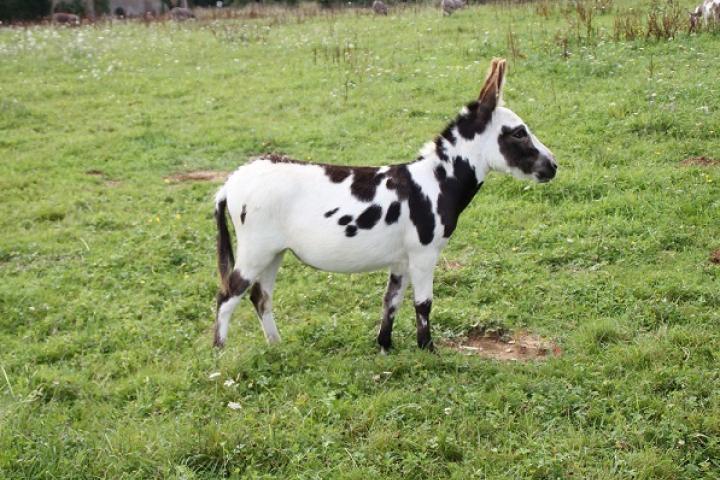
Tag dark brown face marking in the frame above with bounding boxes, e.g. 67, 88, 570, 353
436, 156, 483, 238
377, 273, 403, 351
345, 225, 358, 237
385, 201, 401, 224
240, 204, 247, 224
338, 215, 353, 226
414, 300, 434, 351
324, 208, 339, 218
356, 204, 383, 230
498, 125, 540, 175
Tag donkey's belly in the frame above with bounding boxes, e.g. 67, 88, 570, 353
286, 231, 405, 273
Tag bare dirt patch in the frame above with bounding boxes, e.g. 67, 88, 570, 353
445, 326, 561, 361
681, 156, 720, 167
710, 249, 720, 264
164, 170, 229, 183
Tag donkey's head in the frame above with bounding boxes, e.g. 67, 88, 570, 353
461, 58, 557, 183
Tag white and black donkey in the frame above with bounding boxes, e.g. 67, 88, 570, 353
213, 58, 557, 352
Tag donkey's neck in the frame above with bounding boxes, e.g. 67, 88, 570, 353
411, 119, 489, 239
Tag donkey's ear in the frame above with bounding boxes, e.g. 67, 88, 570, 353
478, 58, 507, 111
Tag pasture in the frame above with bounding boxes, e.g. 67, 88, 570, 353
1, 1, 719, 478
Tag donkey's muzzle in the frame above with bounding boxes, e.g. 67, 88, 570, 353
535, 157, 557, 183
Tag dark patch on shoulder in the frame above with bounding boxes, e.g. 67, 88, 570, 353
434, 165, 446, 181
324, 207, 339, 218
324, 165, 352, 183
385, 165, 434, 244
356, 204, 383, 230
436, 156, 482, 238
385, 201, 401, 224
408, 181, 435, 245
345, 225, 358, 237
385, 165, 411, 200
338, 215, 353, 226
240, 204, 247, 224
350, 167, 385, 202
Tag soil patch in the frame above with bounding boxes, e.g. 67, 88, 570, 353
681, 156, 720, 167
445, 326, 561, 361
164, 170, 229, 183
711, 249, 720, 264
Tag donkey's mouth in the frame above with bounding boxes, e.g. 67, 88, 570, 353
534, 172, 556, 183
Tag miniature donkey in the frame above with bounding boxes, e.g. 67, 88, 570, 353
213, 58, 557, 352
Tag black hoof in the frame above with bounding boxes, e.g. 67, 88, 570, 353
377, 333, 392, 352
418, 338, 434, 352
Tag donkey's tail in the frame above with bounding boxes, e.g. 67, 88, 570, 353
215, 186, 235, 294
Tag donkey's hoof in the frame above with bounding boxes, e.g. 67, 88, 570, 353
379, 346, 390, 355
418, 339, 435, 352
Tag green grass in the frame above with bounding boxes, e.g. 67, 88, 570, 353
1, 1, 719, 478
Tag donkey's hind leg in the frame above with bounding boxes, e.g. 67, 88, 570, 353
214, 250, 280, 348
214, 270, 253, 348
377, 266, 409, 354
250, 252, 285, 344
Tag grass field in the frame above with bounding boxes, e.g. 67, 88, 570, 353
1, 1, 719, 478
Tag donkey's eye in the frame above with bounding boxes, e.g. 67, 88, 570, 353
512, 127, 528, 139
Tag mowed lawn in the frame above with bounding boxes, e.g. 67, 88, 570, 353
1, 1, 719, 478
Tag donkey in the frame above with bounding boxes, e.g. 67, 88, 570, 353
690, 0, 720, 30
213, 58, 557, 352
372, 0, 389, 16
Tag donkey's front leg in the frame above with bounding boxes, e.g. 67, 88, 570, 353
408, 256, 438, 351
377, 268, 409, 353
